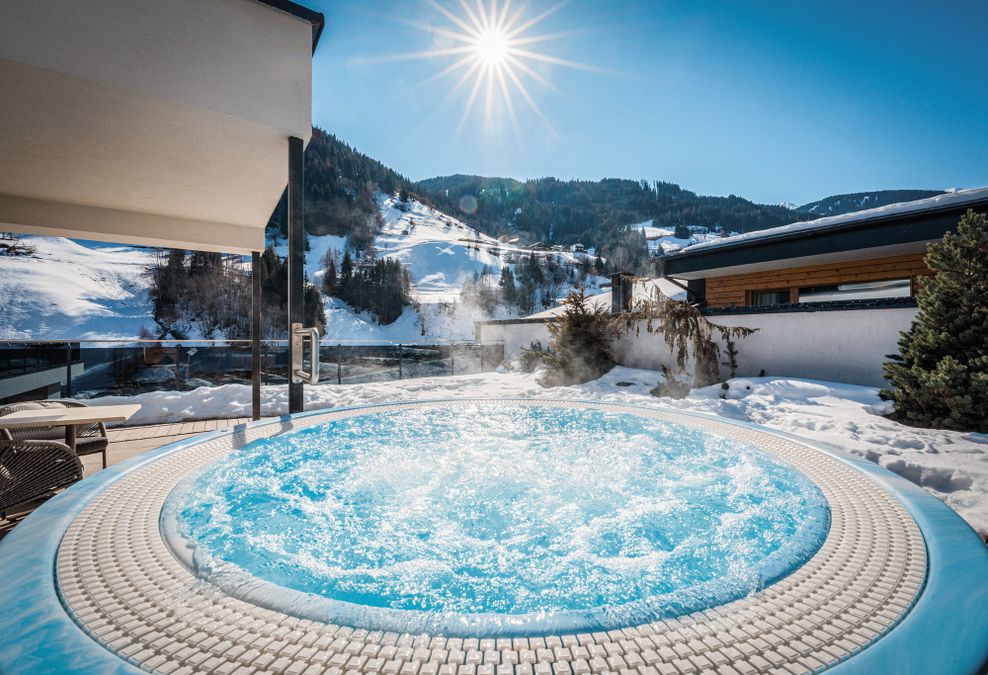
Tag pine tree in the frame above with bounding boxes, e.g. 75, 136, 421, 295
323, 258, 337, 296
882, 209, 988, 431
674, 223, 691, 239
340, 249, 353, 288
539, 289, 617, 386
499, 266, 517, 306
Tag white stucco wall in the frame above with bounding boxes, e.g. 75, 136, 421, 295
476, 321, 552, 363
479, 307, 918, 387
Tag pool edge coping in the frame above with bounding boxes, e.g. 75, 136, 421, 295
0, 398, 984, 674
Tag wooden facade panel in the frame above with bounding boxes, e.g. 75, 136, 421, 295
704, 252, 931, 308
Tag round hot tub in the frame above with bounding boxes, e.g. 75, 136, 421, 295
162, 404, 830, 636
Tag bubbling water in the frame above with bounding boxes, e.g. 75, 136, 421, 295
164, 404, 829, 635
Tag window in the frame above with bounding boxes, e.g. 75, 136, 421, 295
798, 278, 911, 303
749, 289, 791, 306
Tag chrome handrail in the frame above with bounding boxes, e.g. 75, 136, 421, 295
290, 324, 320, 385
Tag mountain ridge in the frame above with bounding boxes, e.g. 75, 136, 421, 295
796, 189, 946, 217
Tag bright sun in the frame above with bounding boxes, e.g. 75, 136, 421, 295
375, 0, 600, 139
474, 28, 509, 65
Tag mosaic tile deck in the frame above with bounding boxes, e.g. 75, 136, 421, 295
55, 401, 927, 675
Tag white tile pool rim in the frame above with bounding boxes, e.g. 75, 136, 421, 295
0, 399, 986, 675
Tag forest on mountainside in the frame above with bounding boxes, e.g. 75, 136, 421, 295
417, 175, 806, 273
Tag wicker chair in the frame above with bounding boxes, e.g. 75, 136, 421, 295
0, 400, 109, 468
0, 439, 84, 520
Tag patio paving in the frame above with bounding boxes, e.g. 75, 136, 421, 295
93, 417, 259, 476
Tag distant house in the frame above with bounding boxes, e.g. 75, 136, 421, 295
657, 187, 988, 309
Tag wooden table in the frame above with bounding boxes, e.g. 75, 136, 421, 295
0, 404, 141, 453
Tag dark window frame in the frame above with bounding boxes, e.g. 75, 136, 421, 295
747, 288, 793, 306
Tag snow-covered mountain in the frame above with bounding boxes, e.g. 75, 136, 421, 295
0, 194, 604, 342
285, 195, 604, 341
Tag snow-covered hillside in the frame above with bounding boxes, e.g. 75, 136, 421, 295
275, 195, 605, 341
636, 220, 721, 256
0, 238, 155, 340
3, 195, 605, 342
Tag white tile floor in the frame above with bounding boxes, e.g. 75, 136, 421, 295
56, 401, 926, 675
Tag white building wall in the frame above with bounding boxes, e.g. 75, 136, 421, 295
476, 321, 552, 363
479, 307, 917, 387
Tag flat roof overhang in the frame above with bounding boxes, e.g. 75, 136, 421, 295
0, 0, 323, 254
659, 200, 988, 280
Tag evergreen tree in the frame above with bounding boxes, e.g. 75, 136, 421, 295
323, 258, 337, 296
148, 249, 189, 338
539, 289, 617, 387
499, 266, 517, 306
340, 249, 354, 289
334, 257, 412, 324
674, 223, 691, 239
882, 209, 988, 431
518, 277, 536, 316
304, 284, 326, 329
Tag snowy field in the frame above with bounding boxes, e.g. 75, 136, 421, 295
93, 366, 988, 537
0, 238, 154, 340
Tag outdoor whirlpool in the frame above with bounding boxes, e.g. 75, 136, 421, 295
1, 399, 987, 674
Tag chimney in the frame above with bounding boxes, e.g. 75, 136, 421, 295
610, 272, 634, 314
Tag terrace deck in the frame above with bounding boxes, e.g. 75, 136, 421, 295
96, 417, 258, 475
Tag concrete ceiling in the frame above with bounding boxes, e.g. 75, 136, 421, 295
0, 0, 315, 253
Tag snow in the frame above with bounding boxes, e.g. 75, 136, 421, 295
4, 194, 604, 342
0, 237, 155, 340
295, 195, 607, 339
90, 367, 988, 537
522, 277, 686, 320
680, 184, 988, 253
634, 221, 724, 255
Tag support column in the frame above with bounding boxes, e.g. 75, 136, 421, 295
251, 250, 261, 421
287, 136, 305, 414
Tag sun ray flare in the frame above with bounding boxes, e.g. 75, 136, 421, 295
377, 0, 604, 141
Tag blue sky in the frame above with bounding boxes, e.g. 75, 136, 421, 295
308, 0, 988, 205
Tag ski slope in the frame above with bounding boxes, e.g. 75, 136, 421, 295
0, 237, 155, 340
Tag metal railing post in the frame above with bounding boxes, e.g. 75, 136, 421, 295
397, 343, 403, 379
64, 342, 72, 398
337, 344, 342, 384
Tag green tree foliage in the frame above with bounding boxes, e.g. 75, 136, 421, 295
674, 223, 691, 239
539, 289, 618, 387
147, 250, 254, 339
340, 249, 353, 288
322, 258, 337, 296
329, 257, 411, 325
254, 247, 325, 336
499, 266, 517, 306
882, 209, 988, 431
148, 250, 189, 338
418, 175, 804, 274
266, 127, 412, 247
